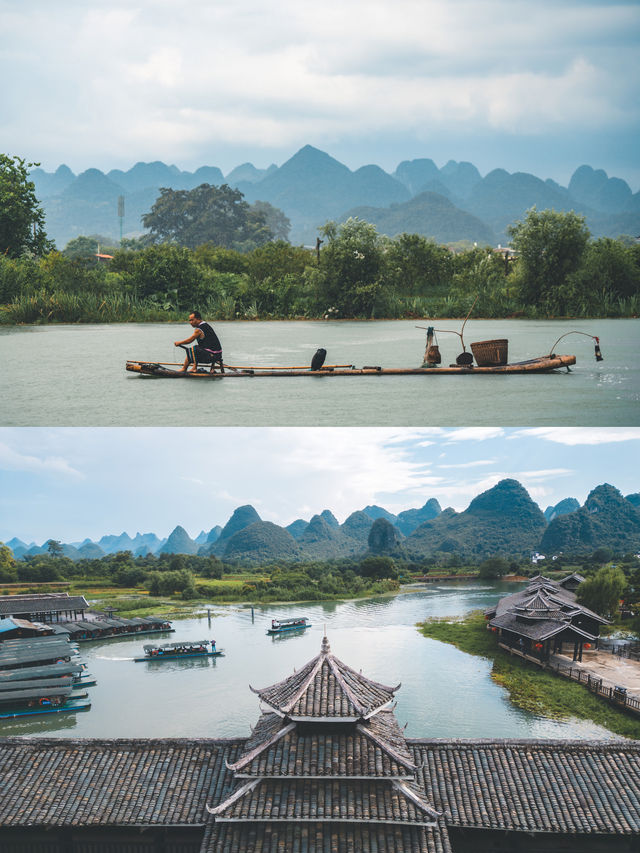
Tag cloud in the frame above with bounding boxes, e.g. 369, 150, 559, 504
1, 0, 638, 183
437, 459, 497, 469
0, 442, 83, 479
444, 428, 505, 443
521, 428, 640, 445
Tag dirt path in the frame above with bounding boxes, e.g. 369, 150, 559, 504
551, 650, 640, 699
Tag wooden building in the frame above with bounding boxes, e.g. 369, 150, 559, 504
0, 593, 89, 623
0, 635, 638, 852
486, 574, 608, 662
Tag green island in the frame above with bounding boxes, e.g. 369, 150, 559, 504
2, 153, 639, 324
419, 610, 640, 739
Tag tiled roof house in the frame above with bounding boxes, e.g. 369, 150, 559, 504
0, 635, 639, 852
486, 574, 608, 662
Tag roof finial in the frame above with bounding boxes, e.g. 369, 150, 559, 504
321, 631, 330, 655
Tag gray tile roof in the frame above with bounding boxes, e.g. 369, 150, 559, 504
1, 736, 638, 838
411, 739, 640, 835
490, 611, 598, 641
202, 820, 452, 853
0, 595, 89, 617
209, 778, 440, 824
251, 635, 399, 719
230, 710, 416, 777
0, 738, 241, 827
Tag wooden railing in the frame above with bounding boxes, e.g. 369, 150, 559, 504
498, 642, 640, 717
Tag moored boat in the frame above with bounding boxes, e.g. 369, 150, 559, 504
133, 640, 223, 662
0, 685, 91, 719
0, 696, 91, 719
267, 617, 311, 635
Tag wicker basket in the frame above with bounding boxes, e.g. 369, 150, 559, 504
470, 339, 508, 366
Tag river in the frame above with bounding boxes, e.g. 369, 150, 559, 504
0, 319, 637, 425
0, 583, 621, 741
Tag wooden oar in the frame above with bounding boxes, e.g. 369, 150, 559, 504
223, 363, 355, 371
127, 360, 183, 366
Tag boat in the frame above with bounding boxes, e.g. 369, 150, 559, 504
267, 617, 311, 635
127, 355, 577, 377
0, 685, 91, 719
126, 324, 600, 379
0, 696, 91, 719
133, 640, 223, 662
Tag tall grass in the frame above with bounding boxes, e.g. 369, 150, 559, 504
1, 286, 638, 325
419, 611, 640, 739
1, 290, 183, 324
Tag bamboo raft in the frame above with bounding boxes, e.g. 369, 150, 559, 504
126, 354, 577, 377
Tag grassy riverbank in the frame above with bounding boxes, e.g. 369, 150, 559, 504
418, 610, 640, 739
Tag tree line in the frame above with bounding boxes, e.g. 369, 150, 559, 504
1, 541, 638, 623
1, 152, 639, 323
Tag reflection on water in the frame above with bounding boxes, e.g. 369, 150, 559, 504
0, 584, 623, 741
134, 656, 220, 673
1, 319, 637, 425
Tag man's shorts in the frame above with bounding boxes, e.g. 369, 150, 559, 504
186, 347, 223, 367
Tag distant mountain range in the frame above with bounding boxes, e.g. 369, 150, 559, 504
30, 146, 640, 248
8, 481, 640, 565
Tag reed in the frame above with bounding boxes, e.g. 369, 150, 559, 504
419, 611, 640, 738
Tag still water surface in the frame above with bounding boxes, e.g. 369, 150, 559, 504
1, 319, 637, 425
0, 584, 620, 741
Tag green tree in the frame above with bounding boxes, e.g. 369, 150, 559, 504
358, 556, 398, 580
46, 539, 63, 558
127, 244, 202, 304
251, 200, 291, 241
315, 218, 387, 317
142, 183, 276, 250
0, 542, 17, 583
576, 565, 626, 619
508, 207, 590, 309
478, 556, 510, 578
566, 238, 640, 306
62, 235, 100, 263
383, 233, 452, 296
0, 154, 52, 257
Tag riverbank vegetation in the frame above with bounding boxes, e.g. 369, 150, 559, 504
1, 198, 639, 323
0, 548, 402, 604
418, 610, 640, 739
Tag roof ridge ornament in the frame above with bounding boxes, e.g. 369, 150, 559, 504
321, 632, 331, 655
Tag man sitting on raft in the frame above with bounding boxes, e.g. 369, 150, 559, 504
174, 311, 224, 373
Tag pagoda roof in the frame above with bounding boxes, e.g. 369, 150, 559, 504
490, 611, 598, 642
491, 578, 609, 626
250, 636, 399, 720
207, 777, 441, 825
228, 710, 416, 778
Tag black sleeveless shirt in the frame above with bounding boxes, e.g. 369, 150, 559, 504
197, 322, 222, 353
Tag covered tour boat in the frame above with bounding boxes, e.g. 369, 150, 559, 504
0, 686, 91, 719
134, 640, 223, 662
267, 617, 311, 635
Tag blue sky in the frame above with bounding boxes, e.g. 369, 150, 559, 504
1, 427, 638, 545
1, 0, 638, 187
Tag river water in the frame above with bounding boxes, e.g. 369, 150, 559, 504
0, 583, 621, 741
1, 319, 637, 425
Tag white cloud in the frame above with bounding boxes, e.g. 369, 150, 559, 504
437, 459, 497, 469
1, 0, 637, 182
521, 428, 640, 445
0, 442, 83, 479
444, 428, 505, 443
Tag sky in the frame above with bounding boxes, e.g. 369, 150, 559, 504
1, 0, 639, 188
1, 427, 638, 545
